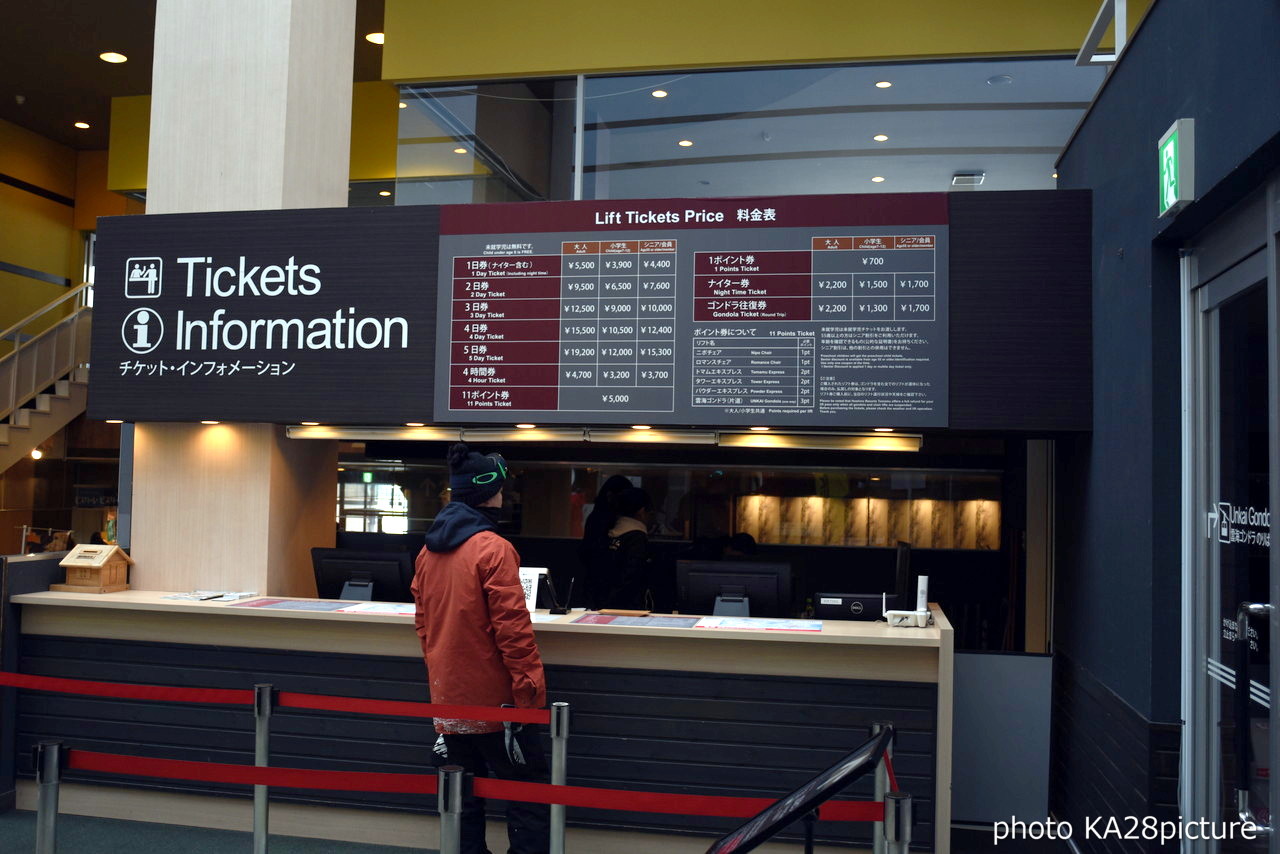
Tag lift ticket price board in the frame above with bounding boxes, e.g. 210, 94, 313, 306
435, 194, 949, 427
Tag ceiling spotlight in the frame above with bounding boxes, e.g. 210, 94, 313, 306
749, 426, 771, 432
398, 101, 407, 109
677, 139, 694, 147
405, 422, 425, 427
515, 423, 537, 429
200, 420, 220, 425
651, 89, 668, 98
74, 122, 90, 129
872, 134, 889, 142
873, 427, 895, 432
300, 422, 320, 426
378, 190, 391, 196
631, 425, 652, 430
875, 81, 892, 89
105, 420, 124, 424
99, 52, 128, 64
30, 448, 44, 460
1052, 172, 1059, 179
365, 32, 385, 45
453, 147, 468, 154
871, 176, 886, 183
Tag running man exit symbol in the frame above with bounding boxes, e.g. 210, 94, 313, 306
126, 257, 163, 298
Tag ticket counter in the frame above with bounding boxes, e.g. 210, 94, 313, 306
8, 590, 952, 852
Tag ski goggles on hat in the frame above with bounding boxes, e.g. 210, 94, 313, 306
470, 453, 508, 485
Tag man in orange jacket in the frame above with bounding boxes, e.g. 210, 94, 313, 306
413, 442, 549, 854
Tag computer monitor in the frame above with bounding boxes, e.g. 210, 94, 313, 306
894, 540, 913, 599
676, 560, 792, 618
311, 548, 415, 602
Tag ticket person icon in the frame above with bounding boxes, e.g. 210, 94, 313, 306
125, 257, 163, 298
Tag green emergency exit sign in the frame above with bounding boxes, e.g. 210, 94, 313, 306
1158, 118, 1195, 217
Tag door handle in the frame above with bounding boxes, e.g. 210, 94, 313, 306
1235, 601, 1273, 835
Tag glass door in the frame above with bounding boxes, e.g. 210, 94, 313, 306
1200, 280, 1273, 851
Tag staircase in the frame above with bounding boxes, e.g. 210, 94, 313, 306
0, 284, 93, 473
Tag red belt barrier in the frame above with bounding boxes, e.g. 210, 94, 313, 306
65, 750, 882, 821
884, 752, 899, 792
472, 777, 883, 822
68, 751, 438, 795
0, 671, 253, 706
0, 671, 548, 725
277, 691, 551, 725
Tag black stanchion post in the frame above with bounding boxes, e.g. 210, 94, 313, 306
870, 721, 893, 854
884, 792, 912, 854
438, 765, 465, 854
253, 683, 275, 854
34, 741, 63, 854
803, 809, 817, 854
549, 701, 570, 854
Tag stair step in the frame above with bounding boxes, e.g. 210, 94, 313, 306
54, 379, 71, 397
71, 366, 89, 384
0, 424, 7, 445
34, 394, 53, 413
10, 409, 47, 428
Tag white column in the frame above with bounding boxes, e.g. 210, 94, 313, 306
128, 0, 353, 594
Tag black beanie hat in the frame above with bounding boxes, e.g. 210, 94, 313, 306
447, 442, 507, 506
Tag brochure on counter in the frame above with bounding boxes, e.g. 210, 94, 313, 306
571, 613, 822, 631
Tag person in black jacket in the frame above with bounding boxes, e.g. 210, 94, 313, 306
598, 487, 654, 610
578, 474, 633, 608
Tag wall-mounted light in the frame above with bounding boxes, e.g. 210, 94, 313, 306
30, 448, 43, 460
365, 32, 385, 44
99, 52, 128, 63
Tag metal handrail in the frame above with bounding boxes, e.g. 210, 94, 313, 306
0, 282, 93, 346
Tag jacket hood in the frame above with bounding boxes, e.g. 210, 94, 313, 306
424, 501, 499, 552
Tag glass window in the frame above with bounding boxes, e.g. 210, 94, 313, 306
583, 58, 1104, 199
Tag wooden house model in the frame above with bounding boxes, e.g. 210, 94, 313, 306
52, 544, 133, 594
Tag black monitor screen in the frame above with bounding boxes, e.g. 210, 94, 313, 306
894, 540, 913, 599
311, 548, 415, 602
676, 560, 792, 618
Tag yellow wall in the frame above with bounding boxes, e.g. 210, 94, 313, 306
0, 119, 79, 339
107, 96, 151, 194
384, 0, 1106, 81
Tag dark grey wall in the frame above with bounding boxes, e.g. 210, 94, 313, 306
1056, 0, 1280, 724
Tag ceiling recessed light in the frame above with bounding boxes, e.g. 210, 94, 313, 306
200, 420, 220, 425
872, 134, 889, 142
300, 422, 321, 426
1052, 172, 1059, 179
515, 423, 537, 429
453, 147, 468, 154
631, 425, 652, 430
365, 32, 385, 45
74, 122, 90, 129
99, 52, 127, 64
875, 81, 892, 89
677, 139, 694, 147
874, 427, 894, 432
749, 426, 770, 432
30, 448, 43, 460
651, 89, 668, 98
870, 476, 882, 481
398, 101, 407, 109
986, 74, 1014, 86
952, 171, 985, 186
405, 422, 425, 427
378, 190, 391, 196
105, 420, 123, 424
871, 176, 886, 183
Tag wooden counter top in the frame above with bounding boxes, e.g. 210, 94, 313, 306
12, 589, 948, 648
